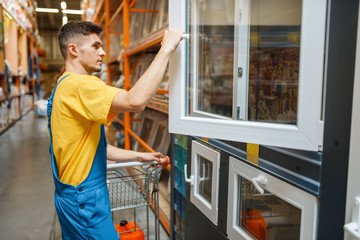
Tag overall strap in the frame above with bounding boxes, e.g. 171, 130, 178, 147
47, 74, 70, 148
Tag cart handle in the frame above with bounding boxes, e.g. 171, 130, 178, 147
107, 161, 158, 169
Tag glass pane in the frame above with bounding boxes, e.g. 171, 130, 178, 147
245, 0, 302, 124
197, 156, 213, 203
237, 177, 301, 240
188, 0, 235, 118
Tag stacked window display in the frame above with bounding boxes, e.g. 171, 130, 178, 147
168, 0, 331, 239
187, 0, 303, 123
227, 156, 317, 240
170, 0, 326, 151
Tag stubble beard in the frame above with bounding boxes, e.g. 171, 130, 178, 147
86, 64, 102, 75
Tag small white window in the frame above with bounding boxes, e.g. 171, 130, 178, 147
169, 0, 327, 151
227, 156, 318, 240
187, 140, 220, 225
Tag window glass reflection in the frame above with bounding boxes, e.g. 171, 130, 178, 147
198, 156, 213, 203
188, 0, 302, 124
247, 0, 301, 124
237, 177, 301, 240
188, 0, 235, 118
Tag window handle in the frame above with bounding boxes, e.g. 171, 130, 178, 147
184, 164, 194, 185
344, 197, 360, 239
182, 33, 189, 39
250, 175, 267, 195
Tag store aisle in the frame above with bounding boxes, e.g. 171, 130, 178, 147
0, 112, 55, 240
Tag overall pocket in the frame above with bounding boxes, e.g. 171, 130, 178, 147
87, 186, 111, 226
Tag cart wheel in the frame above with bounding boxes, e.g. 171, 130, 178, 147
120, 220, 128, 226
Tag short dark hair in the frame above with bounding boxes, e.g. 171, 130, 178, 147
58, 20, 103, 59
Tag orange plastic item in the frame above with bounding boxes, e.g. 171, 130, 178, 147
114, 220, 145, 240
240, 210, 267, 240
160, 156, 170, 168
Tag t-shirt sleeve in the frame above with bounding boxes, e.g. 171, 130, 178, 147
78, 76, 122, 125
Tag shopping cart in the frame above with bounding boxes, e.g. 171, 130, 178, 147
107, 161, 162, 240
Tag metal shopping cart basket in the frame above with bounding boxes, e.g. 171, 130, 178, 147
107, 161, 161, 240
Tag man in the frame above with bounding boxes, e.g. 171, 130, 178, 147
47, 20, 183, 240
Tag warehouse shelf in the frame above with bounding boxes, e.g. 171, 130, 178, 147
0, 0, 37, 33
9, 93, 21, 99
91, 0, 105, 23
147, 100, 168, 115
0, 1, 38, 134
126, 27, 167, 56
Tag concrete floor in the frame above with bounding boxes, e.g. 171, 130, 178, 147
0, 112, 54, 240
0, 112, 170, 240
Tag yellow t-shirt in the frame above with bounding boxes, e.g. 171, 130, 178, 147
51, 72, 122, 186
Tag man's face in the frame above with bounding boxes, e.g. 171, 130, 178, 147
77, 33, 106, 74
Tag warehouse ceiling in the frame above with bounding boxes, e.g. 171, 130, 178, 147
35, 0, 83, 30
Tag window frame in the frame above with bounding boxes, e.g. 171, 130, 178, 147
169, 0, 326, 151
190, 140, 220, 225
227, 156, 318, 240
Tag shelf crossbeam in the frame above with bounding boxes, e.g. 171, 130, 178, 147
130, 9, 159, 14
156, 89, 169, 95
110, 16, 122, 32
99, 14, 106, 26
130, 52, 146, 73
109, 2, 124, 26
129, 0, 137, 8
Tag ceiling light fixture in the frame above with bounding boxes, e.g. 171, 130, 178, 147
62, 15, 68, 25
61, 2, 67, 10
36, 8, 59, 13
62, 9, 84, 15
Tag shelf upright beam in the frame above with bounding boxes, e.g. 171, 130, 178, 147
30, 37, 35, 106
123, 0, 131, 150
1, 75, 6, 97
104, 0, 112, 134
105, 0, 111, 86
15, 76, 21, 116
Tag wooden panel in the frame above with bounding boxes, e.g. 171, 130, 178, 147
18, 31, 28, 76
4, 16, 18, 75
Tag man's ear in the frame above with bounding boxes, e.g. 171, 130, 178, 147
68, 43, 78, 57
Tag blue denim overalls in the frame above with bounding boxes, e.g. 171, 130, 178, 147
47, 75, 119, 240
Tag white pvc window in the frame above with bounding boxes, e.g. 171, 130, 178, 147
227, 156, 318, 240
189, 140, 220, 225
169, 0, 326, 151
